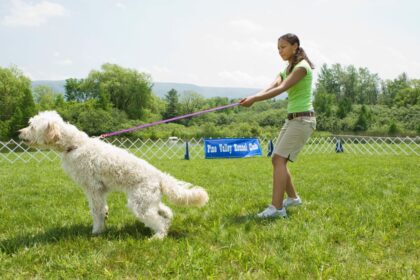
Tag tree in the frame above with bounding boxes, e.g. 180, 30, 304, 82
180, 91, 205, 114
163, 89, 180, 119
65, 78, 88, 102
314, 91, 334, 116
337, 97, 352, 118
379, 73, 410, 106
0, 66, 36, 138
9, 88, 35, 138
353, 105, 371, 132
394, 79, 419, 107
83, 64, 153, 119
33, 85, 61, 110
0, 66, 31, 121
357, 67, 380, 105
316, 64, 341, 95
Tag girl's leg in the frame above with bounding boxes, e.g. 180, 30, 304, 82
285, 167, 298, 199
271, 154, 289, 209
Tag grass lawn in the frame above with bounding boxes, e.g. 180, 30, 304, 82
0, 154, 419, 279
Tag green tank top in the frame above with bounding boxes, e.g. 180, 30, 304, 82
280, 60, 314, 113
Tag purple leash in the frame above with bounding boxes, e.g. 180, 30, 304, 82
99, 102, 240, 138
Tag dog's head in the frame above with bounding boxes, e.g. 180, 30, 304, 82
19, 111, 64, 150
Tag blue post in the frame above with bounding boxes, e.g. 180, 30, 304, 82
336, 138, 344, 153
184, 141, 190, 160
267, 140, 274, 157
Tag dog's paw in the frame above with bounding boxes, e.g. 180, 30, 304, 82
92, 225, 106, 235
149, 232, 167, 240
104, 205, 109, 220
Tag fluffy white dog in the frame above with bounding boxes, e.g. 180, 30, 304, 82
19, 111, 208, 239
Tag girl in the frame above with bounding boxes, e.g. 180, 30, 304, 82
240, 33, 316, 218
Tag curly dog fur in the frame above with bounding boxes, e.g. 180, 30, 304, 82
19, 111, 208, 239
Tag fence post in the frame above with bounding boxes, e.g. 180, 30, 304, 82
184, 141, 190, 160
336, 138, 344, 153
267, 139, 274, 157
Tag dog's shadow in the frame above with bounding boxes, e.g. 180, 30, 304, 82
0, 223, 188, 255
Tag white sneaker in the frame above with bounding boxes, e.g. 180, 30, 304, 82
257, 205, 287, 218
283, 196, 302, 208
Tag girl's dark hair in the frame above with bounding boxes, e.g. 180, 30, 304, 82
279, 33, 314, 74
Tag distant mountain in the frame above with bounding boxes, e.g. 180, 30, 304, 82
31, 80, 265, 99
32, 80, 67, 94
152, 82, 265, 99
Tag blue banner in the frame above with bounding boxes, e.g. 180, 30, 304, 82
204, 138, 262, 159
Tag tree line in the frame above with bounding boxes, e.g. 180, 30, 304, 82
0, 63, 419, 141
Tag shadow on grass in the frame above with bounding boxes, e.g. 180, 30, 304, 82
226, 208, 293, 226
0, 222, 188, 254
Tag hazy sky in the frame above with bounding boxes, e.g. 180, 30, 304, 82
0, 0, 419, 88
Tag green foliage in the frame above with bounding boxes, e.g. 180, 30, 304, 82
353, 105, 371, 132
388, 122, 399, 135
379, 73, 410, 106
1, 63, 419, 140
85, 64, 153, 119
0, 66, 36, 139
33, 85, 62, 111
163, 89, 180, 120
314, 91, 334, 116
57, 100, 129, 136
394, 79, 420, 107
0, 66, 33, 121
0, 121, 9, 140
337, 97, 352, 118
64, 78, 87, 102
316, 63, 379, 106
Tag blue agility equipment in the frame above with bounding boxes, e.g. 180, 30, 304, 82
336, 138, 344, 153
267, 139, 274, 157
184, 141, 190, 160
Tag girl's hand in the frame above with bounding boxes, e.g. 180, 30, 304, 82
240, 96, 256, 107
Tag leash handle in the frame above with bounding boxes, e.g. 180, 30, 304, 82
100, 102, 240, 138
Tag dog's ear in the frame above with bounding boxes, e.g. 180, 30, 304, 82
45, 122, 61, 144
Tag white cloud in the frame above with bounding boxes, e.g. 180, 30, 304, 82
2, 0, 65, 27
55, 58, 73, 65
115, 2, 126, 9
229, 19, 262, 33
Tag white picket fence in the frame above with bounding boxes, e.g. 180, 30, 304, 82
1, 136, 419, 163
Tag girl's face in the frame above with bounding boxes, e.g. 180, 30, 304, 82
278, 39, 298, 61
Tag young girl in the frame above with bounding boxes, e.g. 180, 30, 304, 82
240, 33, 316, 218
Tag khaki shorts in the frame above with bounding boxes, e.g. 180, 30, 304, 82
273, 116, 316, 162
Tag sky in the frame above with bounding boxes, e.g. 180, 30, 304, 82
0, 0, 419, 88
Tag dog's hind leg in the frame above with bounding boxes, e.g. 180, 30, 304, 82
127, 188, 172, 240
158, 202, 173, 220
85, 184, 108, 235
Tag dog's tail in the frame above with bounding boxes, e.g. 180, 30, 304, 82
160, 173, 208, 207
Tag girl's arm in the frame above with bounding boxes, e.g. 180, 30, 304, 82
240, 67, 307, 107
254, 75, 282, 96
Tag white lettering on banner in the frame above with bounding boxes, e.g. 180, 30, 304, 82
233, 144, 248, 152
219, 144, 233, 154
207, 145, 217, 153
248, 143, 259, 151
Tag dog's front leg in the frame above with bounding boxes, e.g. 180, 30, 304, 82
86, 188, 108, 235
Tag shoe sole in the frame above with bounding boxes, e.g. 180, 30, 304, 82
284, 201, 302, 208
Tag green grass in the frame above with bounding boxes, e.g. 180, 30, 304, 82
0, 154, 419, 279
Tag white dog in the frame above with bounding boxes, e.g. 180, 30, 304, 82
19, 111, 208, 239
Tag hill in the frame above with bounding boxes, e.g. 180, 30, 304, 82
31, 80, 266, 99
